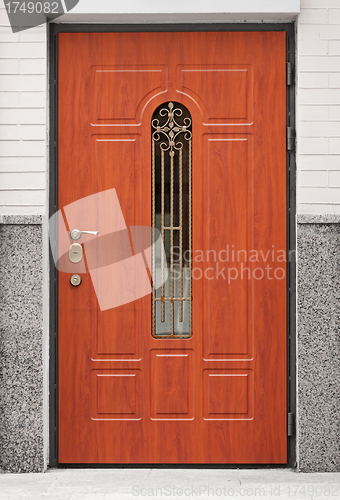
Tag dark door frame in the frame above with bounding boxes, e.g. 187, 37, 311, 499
49, 22, 296, 468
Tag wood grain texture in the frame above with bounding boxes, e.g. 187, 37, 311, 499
58, 31, 287, 464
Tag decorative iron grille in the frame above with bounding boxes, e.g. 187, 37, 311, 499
151, 102, 192, 338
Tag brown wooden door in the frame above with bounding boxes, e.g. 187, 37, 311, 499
58, 31, 287, 464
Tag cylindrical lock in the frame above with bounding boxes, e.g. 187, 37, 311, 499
70, 274, 82, 287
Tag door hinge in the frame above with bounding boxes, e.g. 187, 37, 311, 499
287, 127, 295, 151
287, 62, 294, 86
287, 412, 295, 437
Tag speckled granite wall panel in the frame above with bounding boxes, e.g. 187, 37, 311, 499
297, 222, 340, 472
0, 223, 43, 472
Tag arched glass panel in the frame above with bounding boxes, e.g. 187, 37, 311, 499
151, 102, 192, 338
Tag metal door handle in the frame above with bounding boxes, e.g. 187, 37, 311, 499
70, 229, 99, 240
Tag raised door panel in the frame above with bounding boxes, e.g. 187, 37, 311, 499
94, 66, 167, 123
201, 135, 253, 359
177, 65, 253, 123
91, 370, 141, 420
150, 350, 194, 420
203, 370, 254, 420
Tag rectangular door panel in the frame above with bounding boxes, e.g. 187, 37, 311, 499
150, 350, 194, 420
91, 370, 141, 420
177, 65, 253, 123
203, 370, 254, 420
202, 134, 253, 359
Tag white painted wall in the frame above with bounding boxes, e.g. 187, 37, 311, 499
0, 7, 46, 215
0, 0, 339, 215
297, 0, 340, 214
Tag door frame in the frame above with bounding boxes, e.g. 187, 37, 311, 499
48, 22, 296, 468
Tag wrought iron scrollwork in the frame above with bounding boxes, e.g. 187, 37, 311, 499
152, 102, 192, 157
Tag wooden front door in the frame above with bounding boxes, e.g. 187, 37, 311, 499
57, 31, 287, 464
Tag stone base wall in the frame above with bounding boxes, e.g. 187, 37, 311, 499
297, 216, 340, 472
0, 216, 44, 472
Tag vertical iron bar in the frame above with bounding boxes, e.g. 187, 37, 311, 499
188, 139, 192, 335
170, 152, 174, 336
152, 138, 156, 336
161, 148, 165, 323
179, 148, 183, 322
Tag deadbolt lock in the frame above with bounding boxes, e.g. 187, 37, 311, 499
70, 274, 82, 287
69, 243, 83, 263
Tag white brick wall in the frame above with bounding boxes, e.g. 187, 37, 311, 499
298, 0, 340, 214
0, 1, 339, 215
0, 7, 46, 215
